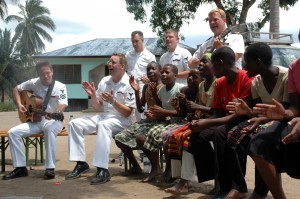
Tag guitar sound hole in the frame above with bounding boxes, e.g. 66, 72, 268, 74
28, 105, 33, 113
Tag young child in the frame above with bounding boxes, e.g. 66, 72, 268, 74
114, 62, 163, 176
160, 68, 203, 183
140, 64, 185, 182
164, 53, 217, 194
189, 46, 253, 198
225, 42, 289, 198
249, 39, 300, 198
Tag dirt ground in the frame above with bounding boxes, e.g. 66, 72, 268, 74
0, 111, 299, 199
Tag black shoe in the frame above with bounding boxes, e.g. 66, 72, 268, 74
65, 162, 90, 180
44, 168, 55, 179
90, 168, 111, 185
2, 167, 28, 180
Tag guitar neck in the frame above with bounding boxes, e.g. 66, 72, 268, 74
31, 108, 48, 115
209, 28, 232, 53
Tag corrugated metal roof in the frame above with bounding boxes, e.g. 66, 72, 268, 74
34, 38, 196, 58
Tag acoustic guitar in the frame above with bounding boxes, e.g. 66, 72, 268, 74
19, 91, 64, 123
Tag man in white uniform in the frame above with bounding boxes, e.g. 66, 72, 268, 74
65, 53, 136, 185
3, 61, 68, 180
189, 8, 245, 69
159, 29, 192, 86
126, 30, 156, 122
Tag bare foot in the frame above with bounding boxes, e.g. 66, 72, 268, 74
142, 168, 161, 183
225, 189, 247, 199
164, 179, 189, 195
123, 167, 143, 176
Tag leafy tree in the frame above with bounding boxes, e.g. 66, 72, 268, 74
5, 0, 55, 55
125, 0, 299, 46
0, 28, 26, 102
0, 0, 19, 20
0, 0, 8, 19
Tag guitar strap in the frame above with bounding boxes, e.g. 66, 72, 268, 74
42, 80, 55, 111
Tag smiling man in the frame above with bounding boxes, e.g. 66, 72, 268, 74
65, 53, 136, 185
189, 8, 245, 69
126, 31, 156, 122
159, 29, 192, 86
3, 61, 68, 180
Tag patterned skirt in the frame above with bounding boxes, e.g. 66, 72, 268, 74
227, 120, 274, 149
167, 123, 192, 160
114, 119, 164, 149
143, 117, 184, 152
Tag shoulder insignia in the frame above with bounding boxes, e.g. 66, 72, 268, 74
127, 92, 134, 101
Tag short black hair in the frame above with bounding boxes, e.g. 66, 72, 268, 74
35, 61, 52, 72
245, 42, 272, 66
163, 64, 178, 75
211, 46, 235, 66
147, 61, 161, 70
131, 31, 143, 38
298, 28, 300, 42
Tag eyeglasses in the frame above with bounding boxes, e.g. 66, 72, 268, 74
107, 60, 119, 65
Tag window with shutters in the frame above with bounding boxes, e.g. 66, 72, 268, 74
52, 64, 81, 84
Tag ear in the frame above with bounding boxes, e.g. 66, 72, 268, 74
121, 64, 126, 70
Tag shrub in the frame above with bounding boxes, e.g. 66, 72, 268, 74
0, 101, 16, 111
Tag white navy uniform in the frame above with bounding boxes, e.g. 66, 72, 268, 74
8, 78, 68, 169
126, 48, 156, 121
193, 33, 245, 68
159, 46, 192, 85
68, 73, 136, 169
126, 48, 156, 90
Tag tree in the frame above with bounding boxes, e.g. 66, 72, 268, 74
125, 0, 298, 45
0, 0, 19, 20
269, 0, 280, 36
0, 28, 26, 102
5, 0, 55, 55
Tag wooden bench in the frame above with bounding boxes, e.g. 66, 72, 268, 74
0, 129, 154, 173
0, 129, 68, 172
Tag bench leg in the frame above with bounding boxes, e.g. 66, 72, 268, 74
160, 148, 164, 170
25, 137, 29, 166
35, 138, 38, 165
124, 154, 128, 172
1, 137, 5, 172
40, 137, 44, 163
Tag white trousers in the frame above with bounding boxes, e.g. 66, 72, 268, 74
68, 114, 128, 169
8, 118, 64, 168
171, 150, 197, 181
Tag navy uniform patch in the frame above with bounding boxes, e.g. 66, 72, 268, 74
60, 94, 66, 99
127, 92, 134, 101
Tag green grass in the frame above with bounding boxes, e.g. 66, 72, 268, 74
0, 101, 17, 111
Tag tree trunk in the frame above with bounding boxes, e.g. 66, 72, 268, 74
1, 88, 4, 102
269, 0, 280, 39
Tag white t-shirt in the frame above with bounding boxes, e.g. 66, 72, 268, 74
17, 78, 68, 113
126, 48, 156, 80
159, 83, 183, 110
193, 33, 245, 68
159, 46, 192, 85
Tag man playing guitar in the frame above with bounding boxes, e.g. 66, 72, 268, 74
189, 8, 245, 69
3, 61, 68, 180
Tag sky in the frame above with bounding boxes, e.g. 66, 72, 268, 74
2, 0, 300, 52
